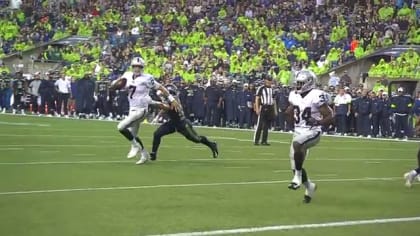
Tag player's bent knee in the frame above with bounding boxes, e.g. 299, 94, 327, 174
153, 131, 161, 139
292, 141, 301, 151
117, 122, 126, 131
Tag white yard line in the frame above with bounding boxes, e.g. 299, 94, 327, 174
0, 148, 24, 150
0, 159, 413, 166
0, 177, 401, 196
0, 141, 413, 152
0, 121, 50, 127
223, 166, 251, 169
260, 153, 275, 156
146, 216, 420, 236
39, 150, 60, 153
273, 170, 291, 173
71, 154, 96, 157
0, 158, 413, 166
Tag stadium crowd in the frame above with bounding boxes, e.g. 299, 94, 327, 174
0, 0, 420, 139
0, 0, 419, 80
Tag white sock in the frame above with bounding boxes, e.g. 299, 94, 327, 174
303, 179, 311, 189
295, 170, 302, 178
131, 139, 139, 146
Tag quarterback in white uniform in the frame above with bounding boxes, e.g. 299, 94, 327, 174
286, 69, 334, 203
111, 57, 179, 165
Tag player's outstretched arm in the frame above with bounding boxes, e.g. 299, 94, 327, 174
156, 84, 181, 112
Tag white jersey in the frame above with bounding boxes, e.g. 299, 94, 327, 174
288, 89, 328, 128
122, 72, 160, 109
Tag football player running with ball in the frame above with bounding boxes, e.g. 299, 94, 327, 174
110, 57, 180, 165
285, 70, 334, 203
150, 84, 219, 161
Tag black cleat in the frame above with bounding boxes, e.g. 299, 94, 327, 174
211, 142, 219, 158
303, 195, 312, 204
288, 182, 300, 190
150, 152, 157, 161
303, 183, 317, 203
261, 142, 270, 146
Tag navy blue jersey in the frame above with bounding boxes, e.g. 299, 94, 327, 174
370, 98, 383, 115
97, 81, 109, 95
391, 95, 413, 114
357, 97, 371, 114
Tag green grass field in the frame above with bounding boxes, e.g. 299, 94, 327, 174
0, 114, 419, 236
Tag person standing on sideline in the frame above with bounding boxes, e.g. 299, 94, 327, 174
12, 71, 27, 115
390, 87, 413, 140
54, 72, 71, 117
254, 74, 276, 145
27, 72, 42, 114
333, 87, 352, 135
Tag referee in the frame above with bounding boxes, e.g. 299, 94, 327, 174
254, 74, 275, 145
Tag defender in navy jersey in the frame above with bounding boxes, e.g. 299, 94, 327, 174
150, 84, 219, 161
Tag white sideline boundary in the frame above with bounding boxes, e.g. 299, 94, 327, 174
1, 113, 419, 143
146, 216, 420, 236
0, 158, 413, 166
0, 143, 412, 152
0, 177, 400, 196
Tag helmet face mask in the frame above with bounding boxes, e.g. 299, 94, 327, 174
295, 70, 316, 94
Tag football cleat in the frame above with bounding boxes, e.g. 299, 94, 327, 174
303, 182, 317, 204
136, 150, 150, 165
211, 142, 219, 158
404, 172, 415, 188
127, 145, 140, 159
288, 173, 302, 190
416, 175, 420, 182
150, 152, 157, 161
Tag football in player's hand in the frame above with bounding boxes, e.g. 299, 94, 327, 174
111, 78, 127, 90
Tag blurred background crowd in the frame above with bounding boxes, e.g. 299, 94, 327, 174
0, 0, 420, 139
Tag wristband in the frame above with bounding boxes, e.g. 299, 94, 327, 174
168, 95, 175, 102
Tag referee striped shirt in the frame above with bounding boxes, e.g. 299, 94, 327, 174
256, 85, 274, 105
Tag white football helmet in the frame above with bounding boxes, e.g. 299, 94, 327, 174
131, 57, 145, 67
295, 70, 317, 94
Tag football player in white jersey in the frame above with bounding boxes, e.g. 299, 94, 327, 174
111, 57, 180, 165
285, 69, 334, 203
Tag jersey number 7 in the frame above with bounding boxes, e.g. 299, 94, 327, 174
128, 85, 136, 99
293, 106, 311, 124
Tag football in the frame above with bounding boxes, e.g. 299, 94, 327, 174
111, 78, 127, 90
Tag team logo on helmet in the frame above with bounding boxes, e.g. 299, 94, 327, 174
131, 57, 145, 67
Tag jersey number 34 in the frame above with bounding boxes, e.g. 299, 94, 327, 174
293, 106, 311, 124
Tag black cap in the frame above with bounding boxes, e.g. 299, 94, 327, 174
264, 75, 273, 81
